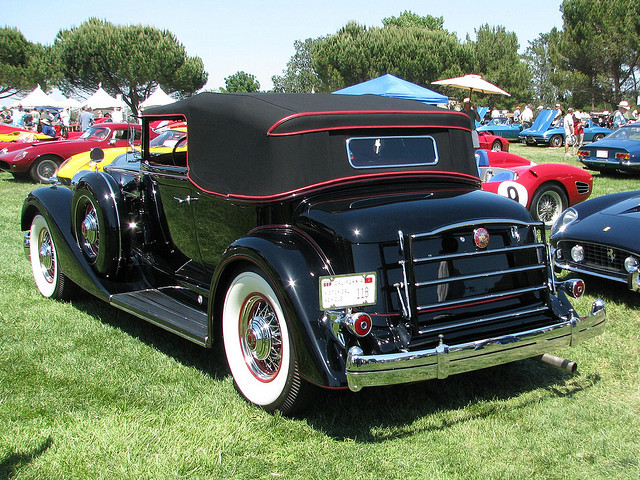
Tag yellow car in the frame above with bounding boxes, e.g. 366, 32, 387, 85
0, 131, 57, 143
56, 127, 187, 183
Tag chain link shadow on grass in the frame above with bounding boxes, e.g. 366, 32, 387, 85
0, 436, 53, 480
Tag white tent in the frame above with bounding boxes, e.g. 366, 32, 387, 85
83, 83, 122, 109
10, 85, 61, 108
140, 87, 175, 110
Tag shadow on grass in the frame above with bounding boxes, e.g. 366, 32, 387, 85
68, 296, 601, 441
69, 297, 228, 381
0, 437, 53, 480
301, 361, 600, 441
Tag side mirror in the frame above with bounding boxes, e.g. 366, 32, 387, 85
89, 147, 105, 163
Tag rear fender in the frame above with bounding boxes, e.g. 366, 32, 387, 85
211, 227, 348, 388
21, 186, 111, 301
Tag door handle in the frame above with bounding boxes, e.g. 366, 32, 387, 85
173, 195, 199, 204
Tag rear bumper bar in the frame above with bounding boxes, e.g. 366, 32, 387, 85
346, 300, 606, 392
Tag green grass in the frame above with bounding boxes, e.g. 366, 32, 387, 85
2, 146, 640, 479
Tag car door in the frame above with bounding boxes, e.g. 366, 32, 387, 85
143, 148, 209, 286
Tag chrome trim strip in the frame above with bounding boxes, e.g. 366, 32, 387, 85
346, 300, 606, 392
415, 264, 545, 288
414, 243, 544, 265
554, 260, 626, 284
416, 285, 548, 313
416, 305, 549, 336
411, 219, 543, 239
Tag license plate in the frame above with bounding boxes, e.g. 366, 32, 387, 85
320, 272, 377, 309
596, 150, 609, 158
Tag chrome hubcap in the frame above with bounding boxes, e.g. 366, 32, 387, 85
240, 295, 282, 381
80, 203, 99, 258
37, 230, 55, 283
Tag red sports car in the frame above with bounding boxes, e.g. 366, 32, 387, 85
0, 123, 142, 182
478, 131, 509, 151
477, 149, 593, 225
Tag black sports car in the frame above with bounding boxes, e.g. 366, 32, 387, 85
551, 190, 640, 291
21, 93, 606, 414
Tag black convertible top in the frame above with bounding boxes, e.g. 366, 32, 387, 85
144, 92, 477, 201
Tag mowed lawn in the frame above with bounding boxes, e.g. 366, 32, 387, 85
1, 143, 639, 480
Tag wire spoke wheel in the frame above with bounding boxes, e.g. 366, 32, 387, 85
29, 214, 69, 299
222, 267, 308, 413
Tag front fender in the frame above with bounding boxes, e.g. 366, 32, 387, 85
211, 227, 348, 389
21, 185, 111, 301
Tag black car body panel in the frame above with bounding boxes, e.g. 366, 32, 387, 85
551, 190, 640, 287
21, 93, 606, 412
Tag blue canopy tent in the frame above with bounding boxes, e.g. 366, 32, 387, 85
333, 74, 449, 105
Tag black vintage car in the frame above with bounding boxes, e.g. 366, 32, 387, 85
22, 93, 606, 414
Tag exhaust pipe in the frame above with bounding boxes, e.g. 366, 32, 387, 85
534, 353, 577, 374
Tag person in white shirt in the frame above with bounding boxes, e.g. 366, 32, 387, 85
563, 108, 575, 156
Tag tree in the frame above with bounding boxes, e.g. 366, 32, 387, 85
560, 0, 640, 107
54, 19, 208, 114
381, 11, 444, 30
272, 38, 320, 93
467, 25, 533, 108
312, 17, 469, 92
0, 27, 57, 98
223, 71, 260, 93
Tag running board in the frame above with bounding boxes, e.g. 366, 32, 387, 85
110, 289, 209, 346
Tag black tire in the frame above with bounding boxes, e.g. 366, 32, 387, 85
549, 135, 564, 148
222, 266, 309, 414
30, 155, 60, 183
71, 182, 121, 277
529, 184, 568, 226
29, 214, 71, 299
592, 133, 605, 142
491, 140, 503, 152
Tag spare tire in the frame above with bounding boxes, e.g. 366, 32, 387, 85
71, 172, 123, 277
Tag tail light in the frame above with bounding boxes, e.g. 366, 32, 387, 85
615, 152, 630, 160
577, 150, 589, 157
343, 312, 373, 337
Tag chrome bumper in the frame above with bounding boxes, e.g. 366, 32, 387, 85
346, 300, 606, 392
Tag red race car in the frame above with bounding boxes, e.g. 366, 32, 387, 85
477, 131, 509, 152
477, 149, 593, 225
0, 123, 142, 182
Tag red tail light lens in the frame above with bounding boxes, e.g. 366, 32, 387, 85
615, 152, 630, 160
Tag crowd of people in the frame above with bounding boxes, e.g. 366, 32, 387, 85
1, 104, 127, 137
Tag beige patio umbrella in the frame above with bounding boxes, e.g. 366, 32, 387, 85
431, 74, 510, 97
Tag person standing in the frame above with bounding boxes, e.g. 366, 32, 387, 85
513, 106, 521, 123
78, 107, 95, 131
563, 108, 575, 156
572, 112, 585, 155
60, 108, 70, 136
613, 100, 630, 129
111, 106, 124, 123
12, 105, 26, 128
521, 105, 533, 125
463, 97, 481, 149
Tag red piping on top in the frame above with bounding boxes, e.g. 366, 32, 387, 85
267, 110, 471, 135
268, 124, 471, 137
188, 170, 480, 202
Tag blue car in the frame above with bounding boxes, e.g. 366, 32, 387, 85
520, 110, 611, 147
577, 122, 640, 173
477, 117, 525, 141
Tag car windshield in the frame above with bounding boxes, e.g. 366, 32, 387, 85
346, 136, 438, 168
150, 129, 187, 148
604, 124, 640, 140
79, 126, 111, 141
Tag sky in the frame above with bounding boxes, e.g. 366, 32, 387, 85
2, 0, 565, 96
